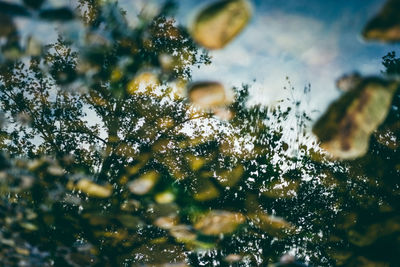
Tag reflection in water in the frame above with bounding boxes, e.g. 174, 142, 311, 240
0, 0, 399, 266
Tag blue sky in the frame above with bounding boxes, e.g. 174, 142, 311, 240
16, 0, 400, 116
171, 0, 399, 114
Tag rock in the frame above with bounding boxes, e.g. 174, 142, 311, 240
336, 73, 362, 92
251, 213, 295, 237
169, 225, 197, 242
225, 254, 242, 263
261, 178, 299, 198
216, 165, 244, 187
127, 72, 159, 94
128, 171, 160, 195
374, 121, 400, 149
120, 199, 141, 212
185, 154, 206, 171
155, 190, 176, 204
313, 77, 398, 159
0, 15, 16, 37
117, 215, 144, 229
327, 249, 352, 265
191, 0, 252, 49
363, 0, 400, 42
68, 179, 112, 198
47, 165, 65, 176
154, 216, 178, 230
188, 82, 232, 109
194, 210, 245, 235
212, 107, 234, 120
26, 37, 42, 56
19, 222, 38, 231
192, 178, 220, 201
347, 218, 400, 247
131, 243, 187, 265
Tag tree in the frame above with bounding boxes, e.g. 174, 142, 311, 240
0, 0, 399, 266
0, 1, 336, 265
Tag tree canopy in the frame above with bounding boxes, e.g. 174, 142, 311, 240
0, 0, 399, 266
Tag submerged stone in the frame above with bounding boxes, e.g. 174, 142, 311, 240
188, 82, 232, 109
169, 224, 197, 242
336, 73, 362, 92
261, 178, 299, 198
313, 77, 398, 159
155, 190, 176, 204
374, 121, 400, 149
363, 0, 400, 42
131, 243, 187, 265
117, 215, 144, 229
347, 218, 400, 247
185, 154, 206, 171
127, 170, 160, 195
127, 72, 159, 94
216, 165, 244, 187
194, 210, 245, 235
0, 15, 15, 37
212, 107, 234, 120
225, 254, 242, 263
68, 179, 112, 198
154, 216, 178, 230
191, 0, 252, 49
192, 178, 220, 201
251, 213, 295, 237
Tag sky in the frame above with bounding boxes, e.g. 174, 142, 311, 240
172, 0, 398, 115
14, 0, 399, 118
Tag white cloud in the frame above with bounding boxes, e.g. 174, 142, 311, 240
191, 10, 342, 111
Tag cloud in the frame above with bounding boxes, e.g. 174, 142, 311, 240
246, 11, 339, 67
191, 10, 343, 110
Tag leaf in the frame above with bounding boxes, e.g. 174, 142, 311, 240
191, 0, 252, 49
363, 0, 400, 42
313, 77, 398, 159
